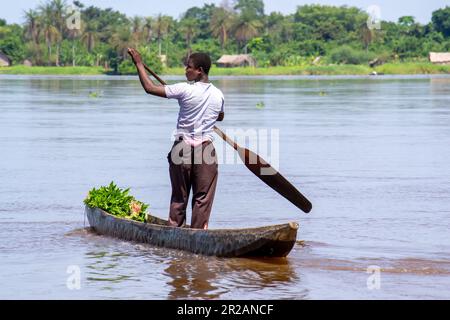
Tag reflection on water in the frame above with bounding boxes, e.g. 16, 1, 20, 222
1, 75, 450, 299
164, 256, 222, 299
67, 228, 450, 299
224, 258, 298, 287
78, 230, 303, 299
164, 256, 301, 300
69, 227, 303, 299
85, 251, 135, 284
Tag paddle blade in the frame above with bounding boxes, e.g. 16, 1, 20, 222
237, 147, 312, 213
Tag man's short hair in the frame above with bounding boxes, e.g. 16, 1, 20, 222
189, 53, 212, 75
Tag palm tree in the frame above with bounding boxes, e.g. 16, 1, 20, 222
361, 24, 374, 52
210, 7, 233, 51
39, 3, 61, 66
180, 18, 198, 55
143, 17, 154, 44
68, 28, 80, 66
24, 9, 42, 64
110, 27, 133, 60
131, 16, 143, 47
24, 9, 40, 44
266, 12, 293, 43
279, 18, 295, 43
50, 0, 67, 66
233, 12, 262, 53
163, 16, 174, 56
154, 14, 170, 56
81, 20, 99, 53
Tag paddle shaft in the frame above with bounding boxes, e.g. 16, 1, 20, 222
140, 62, 312, 213
142, 64, 167, 86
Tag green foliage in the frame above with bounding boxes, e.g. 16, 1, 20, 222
432, 6, 450, 37
329, 46, 375, 65
165, 43, 187, 68
283, 55, 316, 67
0, 66, 105, 74
183, 4, 216, 40
160, 63, 449, 75
392, 36, 423, 59
398, 16, 416, 27
247, 37, 270, 66
247, 37, 265, 51
234, 0, 265, 18
60, 39, 94, 66
82, 6, 130, 44
294, 5, 368, 41
89, 91, 101, 98
0, 24, 26, 64
117, 59, 136, 74
1, 0, 450, 71
191, 39, 222, 62
84, 182, 149, 222
375, 62, 450, 74
0, 37, 25, 64
297, 40, 326, 57
118, 46, 163, 75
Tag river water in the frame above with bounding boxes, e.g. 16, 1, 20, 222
0, 74, 449, 300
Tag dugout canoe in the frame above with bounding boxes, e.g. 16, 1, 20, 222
85, 205, 299, 257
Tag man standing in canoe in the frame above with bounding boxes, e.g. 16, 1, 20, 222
128, 48, 225, 230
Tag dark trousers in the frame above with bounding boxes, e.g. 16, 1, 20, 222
167, 140, 218, 229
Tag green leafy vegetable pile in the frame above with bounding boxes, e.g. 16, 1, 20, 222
84, 182, 149, 222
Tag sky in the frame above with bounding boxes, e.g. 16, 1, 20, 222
1, 0, 448, 25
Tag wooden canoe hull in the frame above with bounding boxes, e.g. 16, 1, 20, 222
85, 206, 298, 258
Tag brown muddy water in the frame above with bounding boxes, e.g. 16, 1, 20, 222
0, 75, 449, 299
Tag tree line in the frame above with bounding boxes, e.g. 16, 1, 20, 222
0, 0, 449, 73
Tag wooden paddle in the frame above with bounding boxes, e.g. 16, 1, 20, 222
140, 62, 312, 214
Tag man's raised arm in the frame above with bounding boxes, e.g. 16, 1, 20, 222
128, 48, 167, 98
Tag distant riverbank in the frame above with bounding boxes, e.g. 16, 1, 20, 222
1, 62, 449, 76
0, 66, 106, 75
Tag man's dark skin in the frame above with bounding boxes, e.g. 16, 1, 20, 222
127, 48, 224, 121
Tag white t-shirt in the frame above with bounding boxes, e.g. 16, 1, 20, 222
165, 82, 224, 142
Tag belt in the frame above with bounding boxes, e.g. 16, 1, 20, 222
177, 137, 212, 145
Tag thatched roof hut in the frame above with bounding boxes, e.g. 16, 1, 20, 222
217, 54, 256, 68
0, 52, 11, 67
429, 52, 450, 65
